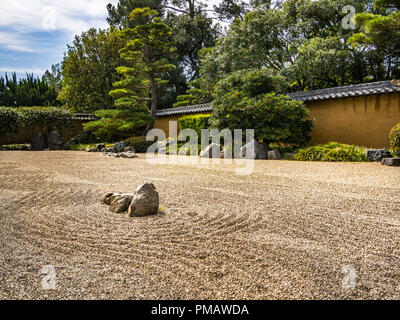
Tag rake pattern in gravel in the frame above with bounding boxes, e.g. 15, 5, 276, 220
0, 151, 400, 300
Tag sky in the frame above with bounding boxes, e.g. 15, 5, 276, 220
0, 0, 222, 79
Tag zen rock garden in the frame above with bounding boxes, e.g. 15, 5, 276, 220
365, 149, 400, 167
102, 182, 160, 216
199, 139, 285, 160
88, 141, 138, 158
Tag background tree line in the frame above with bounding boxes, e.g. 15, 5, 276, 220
2, 0, 399, 118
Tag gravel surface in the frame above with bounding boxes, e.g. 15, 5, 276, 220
0, 151, 399, 300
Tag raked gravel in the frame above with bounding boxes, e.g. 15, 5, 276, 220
0, 151, 399, 300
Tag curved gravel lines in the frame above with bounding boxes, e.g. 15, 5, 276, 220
0, 151, 400, 299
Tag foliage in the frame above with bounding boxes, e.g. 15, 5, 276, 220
293, 142, 368, 162
83, 109, 150, 141
42, 64, 63, 94
107, 0, 166, 28
210, 92, 313, 145
173, 77, 212, 107
0, 73, 59, 107
0, 144, 30, 151
124, 136, 155, 152
68, 143, 114, 151
348, 0, 400, 79
60, 28, 127, 112
107, 1, 220, 109
389, 123, 400, 157
68, 131, 100, 145
0, 106, 73, 136
178, 114, 210, 139
195, 0, 375, 96
213, 68, 289, 99
110, 8, 176, 118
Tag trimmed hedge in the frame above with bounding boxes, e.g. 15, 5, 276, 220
389, 123, 400, 157
0, 106, 81, 145
0, 107, 73, 134
294, 142, 368, 162
178, 114, 210, 140
124, 136, 155, 153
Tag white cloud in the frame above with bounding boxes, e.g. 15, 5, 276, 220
0, 0, 118, 52
0, 67, 46, 74
0, 31, 37, 52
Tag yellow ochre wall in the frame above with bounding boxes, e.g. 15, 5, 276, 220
154, 93, 400, 148
306, 93, 400, 148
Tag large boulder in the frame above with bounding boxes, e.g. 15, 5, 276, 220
268, 150, 282, 160
109, 194, 134, 213
366, 149, 391, 162
48, 131, 67, 150
114, 142, 126, 153
381, 158, 400, 166
31, 133, 48, 151
240, 140, 268, 159
128, 182, 159, 217
200, 143, 222, 158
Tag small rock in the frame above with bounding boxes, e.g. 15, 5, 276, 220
119, 151, 137, 159
114, 142, 126, 153
86, 147, 98, 152
240, 140, 268, 159
128, 182, 159, 217
105, 147, 115, 153
200, 143, 221, 158
109, 194, 134, 213
124, 146, 135, 152
284, 152, 295, 160
268, 150, 282, 160
102, 192, 123, 205
381, 158, 400, 166
366, 149, 391, 162
96, 144, 106, 152
31, 133, 48, 151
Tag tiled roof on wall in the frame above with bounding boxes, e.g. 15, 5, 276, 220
287, 80, 400, 102
71, 113, 100, 121
155, 80, 400, 117
156, 103, 213, 117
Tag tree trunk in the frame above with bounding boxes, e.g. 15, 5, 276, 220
144, 44, 157, 131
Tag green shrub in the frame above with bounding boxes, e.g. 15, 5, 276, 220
178, 114, 210, 140
68, 143, 113, 151
389, 123, 400, 157
124, 136, 155, 153
1, 144, 30, 151
0, 106, 73, 136
294, 142, 368, 162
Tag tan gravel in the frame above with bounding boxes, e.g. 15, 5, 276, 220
0, 151, 400, 300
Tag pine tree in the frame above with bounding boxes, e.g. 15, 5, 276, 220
110, 7, 176, 123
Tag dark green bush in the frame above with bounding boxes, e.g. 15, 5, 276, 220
0, 106, 73, 136
0, 144, 30, 151
124, 136, 155, 153
210, 92, 313, 146
178, 114, 210, 139
389, 123, 400, 157
294, 142, 368, 162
